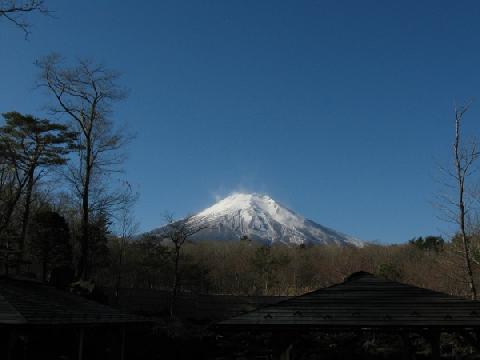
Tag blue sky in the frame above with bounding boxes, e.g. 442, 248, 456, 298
2, 1, 480, 243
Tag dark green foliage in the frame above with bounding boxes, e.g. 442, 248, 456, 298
29, 210, 72, 281
0, 111, 76, 168
87, 214, 112, 274
0, 112, 76, 254
409, 236, 444, 252
377, 263, 402, 281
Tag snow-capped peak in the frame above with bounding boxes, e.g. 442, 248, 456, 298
182, 193, 364, 247
197, 193, 297, 224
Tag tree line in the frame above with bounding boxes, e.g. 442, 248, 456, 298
96, 234, 480, 299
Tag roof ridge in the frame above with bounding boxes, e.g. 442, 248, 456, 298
217, 271, 480, 328
344, 271, 374, 281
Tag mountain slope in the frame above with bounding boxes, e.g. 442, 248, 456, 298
151, 193, 364, 247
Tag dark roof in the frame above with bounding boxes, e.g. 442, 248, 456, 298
218, 272, 480, 330
0, 277, 150, 327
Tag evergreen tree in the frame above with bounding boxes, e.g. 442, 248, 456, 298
29, 210, 72, 281
408, 236, 444, 252
0, 112, 75, 259
87, 214, 112, 275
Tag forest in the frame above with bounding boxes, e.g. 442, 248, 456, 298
100, 235, 477, 298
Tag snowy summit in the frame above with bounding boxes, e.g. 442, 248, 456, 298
154, 193, 364, 247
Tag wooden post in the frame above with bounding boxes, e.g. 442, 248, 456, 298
78, 328, 85, 360
400, 332, 412, 360
272, 333, 294, 360
279, 343, 293, 360
7, 330, 16, 360
428, 329, 441, 360
22, 335, 29, 360
120, 327, 126, 360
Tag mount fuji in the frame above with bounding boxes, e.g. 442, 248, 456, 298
149, 193, 364, 247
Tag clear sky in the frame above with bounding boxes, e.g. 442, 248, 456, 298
2, 0, 480, 243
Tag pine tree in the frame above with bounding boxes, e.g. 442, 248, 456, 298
0, 112, 76, 259
29, 210, 72, 281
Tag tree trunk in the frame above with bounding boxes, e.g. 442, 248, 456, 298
170, 245, 180, 319
454, 113, 477, 300
264, 270, 269, 295
78, 136, 92, 280
19, 167, 35, 266
115, 235, 126, 298
0, 179, 26, 238
42, 258, 47, 282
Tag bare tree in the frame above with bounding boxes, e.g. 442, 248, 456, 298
438, 103, 479, 299
0, 0, 48, 36
37, 54, 128, 280
452, 103, 478, 299
162, 214, 206, 319
113, 181, 139, 297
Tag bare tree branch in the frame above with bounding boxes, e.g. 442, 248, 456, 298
452, 101, 477, 299
162, 213, 208, 319
0, 0, 48, 37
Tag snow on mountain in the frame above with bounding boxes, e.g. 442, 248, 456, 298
151, 193, 364, 247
